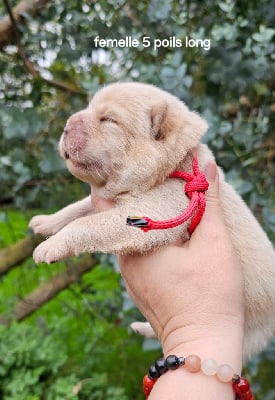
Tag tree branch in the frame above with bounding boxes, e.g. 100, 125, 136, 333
1, 0, 86, 95
0, 0, 51, 49
2, 0, 39, 76
0, 234, 43, 276
0, 254, 99, 324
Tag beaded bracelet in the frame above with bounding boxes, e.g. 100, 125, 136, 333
143, 354, 254, 399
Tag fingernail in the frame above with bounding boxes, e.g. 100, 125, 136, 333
204, 162, 217, 183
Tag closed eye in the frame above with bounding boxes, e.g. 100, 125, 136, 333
100, 115, 118, 124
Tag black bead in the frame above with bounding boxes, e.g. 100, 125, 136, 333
232, 374, 240, 383
148, 363, 161, 379
155, 358, 168, 375
165, 355, 179, 370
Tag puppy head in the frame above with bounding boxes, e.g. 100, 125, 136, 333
59, 82, 208, 197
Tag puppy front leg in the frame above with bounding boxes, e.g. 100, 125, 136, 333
33, 205, 181, 264
29, 196, 92, 237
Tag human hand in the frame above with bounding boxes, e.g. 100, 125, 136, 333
92, 163, 245, 373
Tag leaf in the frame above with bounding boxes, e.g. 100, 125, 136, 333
219, 121, 232, 134
252, 27, 275, 42
0, 107, 44, 139
218, 2, 235, 13
2, 109, 29, 139
147, 0, 172, 21
254, 83, 268, 96
0, 156, 12, 166
176, 63, 187, 80
38, 150, 65, 174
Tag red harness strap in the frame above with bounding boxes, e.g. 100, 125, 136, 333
126, 154, 209, 235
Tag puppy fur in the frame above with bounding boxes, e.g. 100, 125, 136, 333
29, 82, 275, 361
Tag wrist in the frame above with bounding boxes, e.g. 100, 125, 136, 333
145, 324, 245, 400
162, 321, 244, 373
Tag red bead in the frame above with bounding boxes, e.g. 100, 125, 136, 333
232, 377, 250, 394
239, 390, 253, 400
143, 374, 157, 396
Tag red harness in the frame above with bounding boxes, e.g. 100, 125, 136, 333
126, 154, 209, 235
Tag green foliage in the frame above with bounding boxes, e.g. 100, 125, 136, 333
0, 209, 30, 246
0, 0, 274, 239
0, 320, 133, 400
0, 212, 158, 399
0, 322, 66, 399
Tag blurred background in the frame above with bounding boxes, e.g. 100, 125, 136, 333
0, 0, 274, 398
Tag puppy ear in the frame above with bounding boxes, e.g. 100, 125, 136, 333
150, 102, 169, 140
151, 100, 208, 147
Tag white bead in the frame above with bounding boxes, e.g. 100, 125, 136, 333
216, 364, 234, 383
201, 358, 218, 376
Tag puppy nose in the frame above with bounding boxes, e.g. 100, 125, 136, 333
64, 114, 86, 136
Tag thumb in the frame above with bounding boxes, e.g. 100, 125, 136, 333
204, 162, 220, 208
191, 161, 225, 240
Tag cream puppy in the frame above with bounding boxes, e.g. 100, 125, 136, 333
29, 82, 275, 361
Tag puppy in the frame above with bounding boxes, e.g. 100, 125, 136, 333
29, 82, 275, 361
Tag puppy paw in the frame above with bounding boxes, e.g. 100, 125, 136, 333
33, 235, 72, 264
29, 215, 61, 236
130, 321, 157, 339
